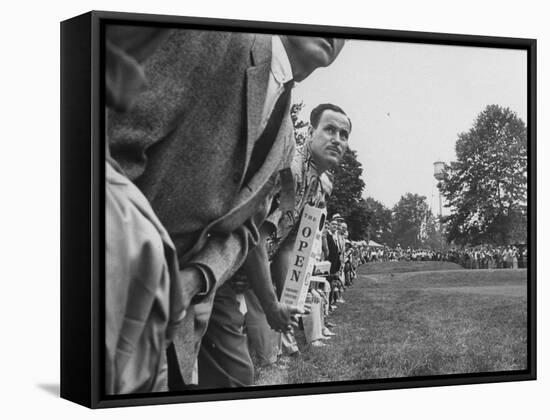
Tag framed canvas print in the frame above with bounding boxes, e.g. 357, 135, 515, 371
60, 10, 536, 408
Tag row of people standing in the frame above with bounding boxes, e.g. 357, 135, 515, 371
246, 214, 364, 357
445, 246, 527, 269
298, 220, 365, 349
199, 103, 353, 386
104, 25, 351, 394
364, 245, 527, 269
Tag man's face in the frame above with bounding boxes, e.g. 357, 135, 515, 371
309, 110, 351, 172
285, 37, 345, 67
280, 36, 345, 81
339, 222, 347, 234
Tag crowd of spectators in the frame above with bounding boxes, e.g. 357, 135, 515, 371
364, 244, 527, 269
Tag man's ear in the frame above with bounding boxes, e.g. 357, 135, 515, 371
308, 124, 314, 138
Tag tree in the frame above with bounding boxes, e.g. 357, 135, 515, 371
326, 149, 366, 224
439, 105, 527, 245
361, 197, 392, 244
423, 212, 447, 249
346, 199, 370, 241
290, 101, 309, 146
391, 193, 430, 248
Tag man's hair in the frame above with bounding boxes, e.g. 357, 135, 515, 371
310, 103, 352, 132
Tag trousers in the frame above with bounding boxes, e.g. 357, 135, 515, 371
197, 282, 254, 389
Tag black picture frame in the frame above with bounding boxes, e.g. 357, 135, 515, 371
60, 10, 536, 409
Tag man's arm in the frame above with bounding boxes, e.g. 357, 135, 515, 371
270, 233, 295, 297
241, 226, 303, 332
180, 207, 265, 299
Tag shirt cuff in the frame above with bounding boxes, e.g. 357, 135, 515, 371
182, 263, 214, 304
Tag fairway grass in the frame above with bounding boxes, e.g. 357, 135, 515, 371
255, 264, 528, 386
361, 260, 463, 275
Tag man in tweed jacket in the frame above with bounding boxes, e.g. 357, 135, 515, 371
108, 29, 345, 386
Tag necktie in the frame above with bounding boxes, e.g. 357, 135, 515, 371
244, 80, 293, 184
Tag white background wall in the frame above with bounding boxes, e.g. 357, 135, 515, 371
1, 0, 546, 417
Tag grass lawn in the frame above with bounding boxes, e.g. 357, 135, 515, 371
255, 262, 528, 386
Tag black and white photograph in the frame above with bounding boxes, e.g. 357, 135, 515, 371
102, 15, 533, 400
5, 0, 550, 417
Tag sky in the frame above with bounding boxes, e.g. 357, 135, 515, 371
293, 39, 527, 215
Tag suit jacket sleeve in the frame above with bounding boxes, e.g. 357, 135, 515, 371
182, 208, 265, 293
182, 139, 294, 292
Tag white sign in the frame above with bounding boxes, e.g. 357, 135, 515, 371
280, 205, 326, 311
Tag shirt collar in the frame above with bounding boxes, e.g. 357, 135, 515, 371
271, 36, 293, 85
303, 143, 321, 175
